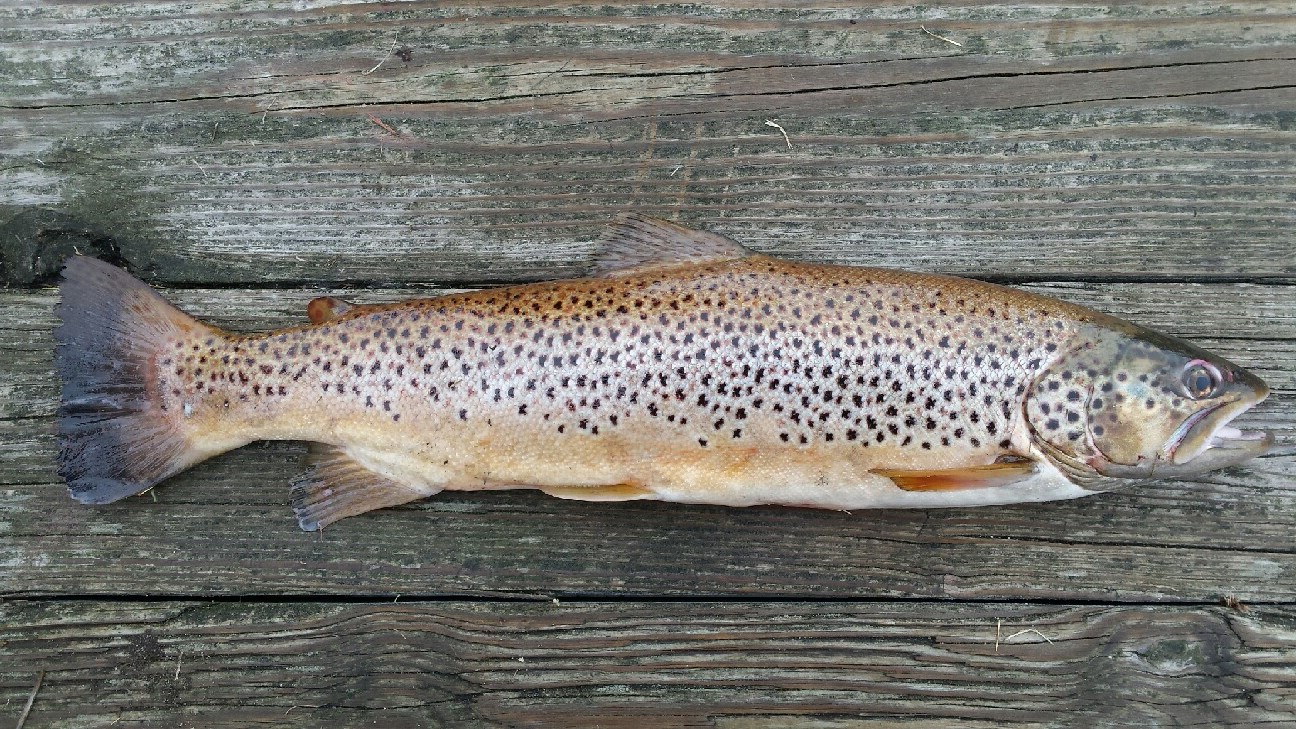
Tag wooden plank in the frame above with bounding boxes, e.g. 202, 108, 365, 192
1, 276, 1292, 600
1, 600, 1292, 728
2, 111, 1292, 284
2, 3, 1294, 284
3, 463, 1294, 600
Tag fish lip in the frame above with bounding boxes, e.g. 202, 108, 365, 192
1167, 394, 1272, 468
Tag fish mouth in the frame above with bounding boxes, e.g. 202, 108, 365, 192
1165, 396, 1273, 473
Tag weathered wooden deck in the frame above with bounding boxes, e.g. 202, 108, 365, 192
2, 2, 1294, 726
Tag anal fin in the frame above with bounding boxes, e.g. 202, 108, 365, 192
290, 444, 424, 531
539, 483, 656, 502
875, 461, 1038, 492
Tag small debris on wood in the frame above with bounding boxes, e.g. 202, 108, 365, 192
920, 25, 964, 47
15, 670, 44, 729
529, 60, 572, 93
361, 33, 401, 76
366, 113, 402, 137
764, 119, 792, 149
1004, 627, 1054, 645
1223, 595, 1249, 612
995, 620, 1055, 653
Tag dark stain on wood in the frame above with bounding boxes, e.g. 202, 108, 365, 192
0, 209, 125, 287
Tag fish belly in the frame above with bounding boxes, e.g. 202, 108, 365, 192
326, 414, 1096, 511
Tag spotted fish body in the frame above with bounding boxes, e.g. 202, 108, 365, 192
55, 217, 1272, 530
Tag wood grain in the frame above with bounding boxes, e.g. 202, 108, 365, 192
2, 0, 1294, 725
2, 3, 1294, 285
2, 600, 1293, 728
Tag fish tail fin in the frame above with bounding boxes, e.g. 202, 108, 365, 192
55, 256, 221, 504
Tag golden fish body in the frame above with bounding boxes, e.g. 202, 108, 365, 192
55, 217, 1272, 530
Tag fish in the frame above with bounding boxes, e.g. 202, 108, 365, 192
54, 215, 1274, 531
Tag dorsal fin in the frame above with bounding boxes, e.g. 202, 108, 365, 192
592, 215, 751, 277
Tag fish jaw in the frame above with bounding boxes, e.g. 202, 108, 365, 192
1152, 398, 1274, 480
1166, 369, 1272, 466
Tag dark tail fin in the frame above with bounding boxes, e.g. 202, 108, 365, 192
55, 257, 216, 504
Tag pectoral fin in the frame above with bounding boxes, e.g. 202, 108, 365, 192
539, 484, 657, 502
876, 461, 1038, 492
290, 444, 425, 531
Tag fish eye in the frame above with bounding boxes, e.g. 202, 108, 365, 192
1182, 361, 1219, 400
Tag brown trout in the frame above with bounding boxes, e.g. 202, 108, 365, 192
55, 216, 1273, 530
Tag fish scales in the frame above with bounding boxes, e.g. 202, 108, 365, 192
54, 216, 1272, 530
178, 261, 1068, 472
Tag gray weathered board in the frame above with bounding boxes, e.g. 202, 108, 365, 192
1, 1, 1294, 727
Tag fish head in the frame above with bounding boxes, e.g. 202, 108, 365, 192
1025, 321, 1272, 484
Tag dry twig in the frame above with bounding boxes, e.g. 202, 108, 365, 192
920, 25, 964, 47
366, 113, 401, 137
361, 34, 401, 75
1004, 628, 1055, 645
764, 119, 792, 149
14, 671, 44, 729
995, 621, 1055, 653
